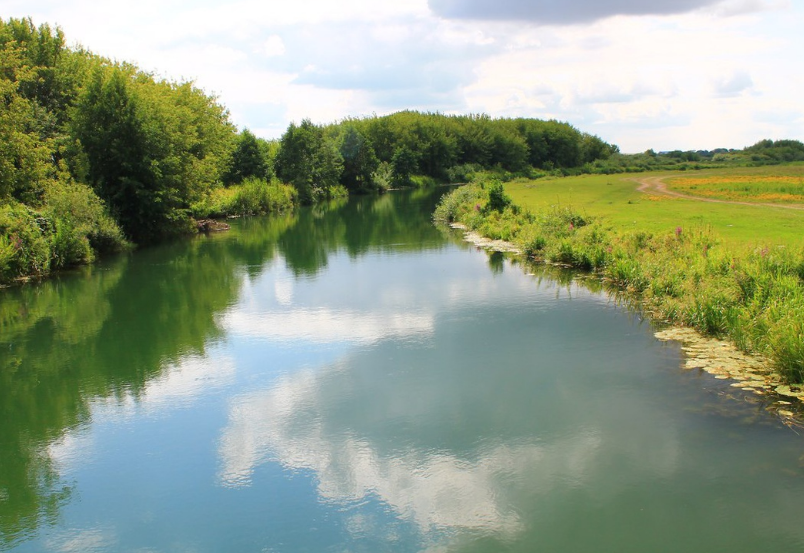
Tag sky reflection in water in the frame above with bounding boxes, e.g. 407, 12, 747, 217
5, 190, 804, 552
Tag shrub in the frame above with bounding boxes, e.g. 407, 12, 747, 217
446, 163, 481, 184
51, 218, 93, 269
0, 203, 51, 281
485, 179, 511, 213
44, 182, 127, 255
191, 178, 296, 218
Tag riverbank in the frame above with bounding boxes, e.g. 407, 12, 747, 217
435, 179, 804, 388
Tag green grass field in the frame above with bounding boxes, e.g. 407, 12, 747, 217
503, 166, 804, 247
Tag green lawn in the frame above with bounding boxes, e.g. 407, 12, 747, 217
504, 168, 804, 246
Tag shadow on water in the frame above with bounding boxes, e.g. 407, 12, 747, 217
0, 187, 450, 549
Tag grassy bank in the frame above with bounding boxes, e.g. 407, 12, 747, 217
434, 175, 804, 383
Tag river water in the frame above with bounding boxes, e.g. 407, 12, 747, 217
2, 188, 804, 552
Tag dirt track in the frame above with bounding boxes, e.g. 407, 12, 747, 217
632, 176, 804, 211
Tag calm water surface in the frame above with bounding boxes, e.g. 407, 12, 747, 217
2, 189, 804, 552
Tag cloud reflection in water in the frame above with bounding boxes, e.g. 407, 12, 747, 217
218, 364, 610, 541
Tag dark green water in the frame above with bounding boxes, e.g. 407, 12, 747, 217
2, 188, 804, 552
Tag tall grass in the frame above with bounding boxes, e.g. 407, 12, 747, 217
436, 179, 804, 382
191, 177, 297, 218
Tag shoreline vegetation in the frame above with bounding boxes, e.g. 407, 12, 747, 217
434, 175, 804, 388
4, 17, 804, 286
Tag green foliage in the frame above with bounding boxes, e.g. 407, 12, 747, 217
445, 163, 481, 184
371, 161, 393, 191
0, 183, 127, 283
0, 42, 54, 203
432, 183, 484, 224
584, 139, 804, 175
50, 216, 92, 269
0, 203, 50, 280
338, 125, 379, 192
70, 64, 234, 243
43, 181, 126, 255
223, 128, 271, 185
0, 15, 240, 280
192, 178, 296, 218
321, 111, 618, 184
484, 179, 511, 213
275, 119, 343, 203
744, 139, 804, 163
391, 146, 418, 186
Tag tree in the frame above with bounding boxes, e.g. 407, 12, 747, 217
0, 44, 53, 203
275, 119, 343, 202
223, 128, 270, 185
489, 127, 529, 172
391, 146, 418, 187
71, 65, 235, 243
338, 125, 378, 192
71, 67, 168, 243
413, 118, 457, 178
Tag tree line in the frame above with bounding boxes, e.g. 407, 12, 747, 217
5, 16, 797, 284
275, 112, 619, 201
0, 17, 619, 283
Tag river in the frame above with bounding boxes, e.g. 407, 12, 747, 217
2, 188, 804, 552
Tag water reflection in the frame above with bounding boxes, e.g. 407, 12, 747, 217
0, 188, 450, 549
5, 187, 804, 552
217, 262, 687, 547
223, 308, 434, 345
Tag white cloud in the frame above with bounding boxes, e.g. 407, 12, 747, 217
714, 71, 755, 97
216, 333, 683, 544
7, 0, 804, 148
261, 35, 286, 57
711, 0, 792, 17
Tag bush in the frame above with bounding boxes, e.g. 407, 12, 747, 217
192, 178, 297, 218
44, 182, 127, 255
484, 179, 511, 213
446, 163, 481, 183
51, 218, 93, 269
410, 175, 440, 187
0, 203, 51, 281
433, 184, 484, 224
371, 161, 393, 191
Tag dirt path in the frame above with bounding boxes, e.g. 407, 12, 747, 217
632, 176, 804, 211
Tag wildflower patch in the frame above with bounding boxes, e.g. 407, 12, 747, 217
667, 175, 804, 204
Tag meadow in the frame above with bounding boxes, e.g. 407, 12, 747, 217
503, 165, 804, 246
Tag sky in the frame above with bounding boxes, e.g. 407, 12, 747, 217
8, 0, 804, 152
